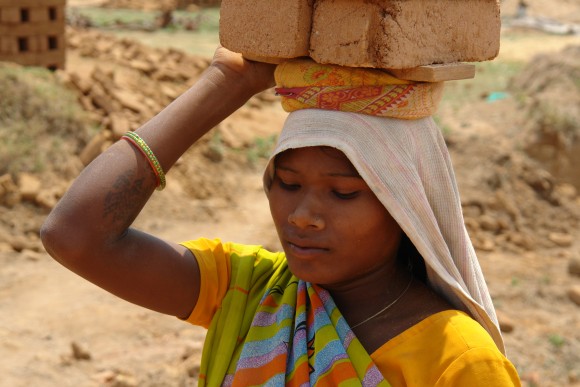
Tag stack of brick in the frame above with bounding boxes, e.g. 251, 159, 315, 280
220, 0, 501, 81
0, 0, 66, 70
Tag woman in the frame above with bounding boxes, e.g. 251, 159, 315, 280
41, 47, 520, 385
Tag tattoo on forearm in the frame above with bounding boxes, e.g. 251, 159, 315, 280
103, 172, 149, 224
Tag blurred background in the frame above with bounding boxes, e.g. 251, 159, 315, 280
0, 0, 579, 386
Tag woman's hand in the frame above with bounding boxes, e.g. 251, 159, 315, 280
210, 46, 276, 97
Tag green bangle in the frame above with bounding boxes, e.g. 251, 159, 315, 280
122, 131, 166, 191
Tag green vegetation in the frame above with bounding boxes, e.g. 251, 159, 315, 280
0, 64, 93, 175
70, 7, 157, 27
246, 135, 278, 165
540, 274, 551, 285
532, 97, 578, 141
548, 334, 565, 350
69, 7, 220, 57
206, 130, 225, 161
432, 115, 452, 137
69, 7, 220, 32
441, 61, 524, 110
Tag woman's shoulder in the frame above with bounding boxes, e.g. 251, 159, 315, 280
372, 310, 520, 386
382, 310, 499, 352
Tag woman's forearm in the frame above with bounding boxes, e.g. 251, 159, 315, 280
137, 63, 260, 171
39, 50, 275, 317
42, 60, 270, 261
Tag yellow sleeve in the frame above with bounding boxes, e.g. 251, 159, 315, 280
180, 238, 232, 328
179, 238, 282, 329
371, 310, 521, 387
435, 347, 521, 386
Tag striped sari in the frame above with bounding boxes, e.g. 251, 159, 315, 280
198, 254, 389, 386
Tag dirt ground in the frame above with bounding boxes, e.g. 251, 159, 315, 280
1, 2, 580, 386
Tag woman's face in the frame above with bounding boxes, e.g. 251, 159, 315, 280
268, 146, 402, 287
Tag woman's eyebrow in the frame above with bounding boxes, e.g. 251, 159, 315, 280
276, 165, 361, 178
327, 172, 362, 179
275, 165, 297, 173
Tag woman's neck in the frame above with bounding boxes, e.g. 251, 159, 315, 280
322, 261, 414, 330
322, 264, 454, 354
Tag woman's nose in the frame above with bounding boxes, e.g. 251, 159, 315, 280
288, 196, 324, 230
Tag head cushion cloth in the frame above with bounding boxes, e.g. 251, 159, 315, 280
264, 60, 505, 353
275, 58, 445, 119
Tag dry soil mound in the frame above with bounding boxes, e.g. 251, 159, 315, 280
510, 44, 580, 188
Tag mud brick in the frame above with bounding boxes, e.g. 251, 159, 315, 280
0, 6, 19, 23
0, 0, 66, 70
0, 21, 64, 37
0, 36, 17, 54
37, 35, 49, 52
0, 0, 65, 7
310, 0, 501, 69
26, 35, 40, 52
220, 0, 313, 60
29, 7, 49, 23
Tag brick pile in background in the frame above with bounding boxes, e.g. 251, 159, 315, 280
61, 27, 211, 165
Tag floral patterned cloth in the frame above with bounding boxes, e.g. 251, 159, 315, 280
274, 59, 445, 119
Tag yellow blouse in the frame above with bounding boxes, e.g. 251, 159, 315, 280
183, 238, 521, 386
371, 310, 521, 386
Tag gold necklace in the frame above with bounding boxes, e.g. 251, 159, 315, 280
350, 276, 414, 329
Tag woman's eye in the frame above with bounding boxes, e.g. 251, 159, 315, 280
333, 191, 359, 200
278, 180, 300, 191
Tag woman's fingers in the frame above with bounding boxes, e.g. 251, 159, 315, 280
211, 46, 276, 94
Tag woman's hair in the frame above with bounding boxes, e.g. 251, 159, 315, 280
397, 233, 427, 283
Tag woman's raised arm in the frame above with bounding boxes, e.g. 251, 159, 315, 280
40, 48, 276, 319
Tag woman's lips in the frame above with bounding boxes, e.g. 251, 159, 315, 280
286, 241, 329, 258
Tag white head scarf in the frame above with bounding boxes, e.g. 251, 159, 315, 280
263, 109, 505, 354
